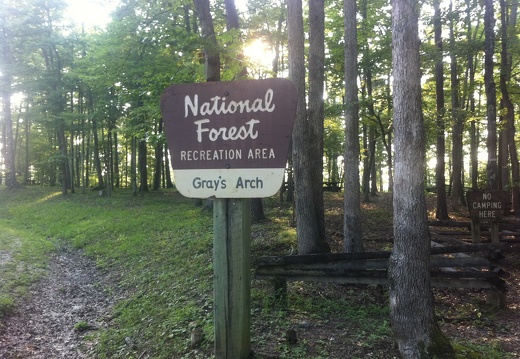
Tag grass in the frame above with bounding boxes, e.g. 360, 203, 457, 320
0, 186, 514, 358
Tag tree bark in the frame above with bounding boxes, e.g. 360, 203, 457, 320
0, 15, 19, 188
193, 0, 221, 82
343, 0, 363, 252
485, 0, 498, 189
153, 119, 163, 191
388, 0, 455, 357
138, 137, 148, 193
449, 1, 464, 207
308, 0, 327, 245
288, 0, 328, 254
463, 0, 480, 190
434, 0, 449, 220
499, 0, 520, 215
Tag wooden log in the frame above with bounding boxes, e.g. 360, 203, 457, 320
428, 220, 471, 228
256, 250, 392, 266
256, 256, 490, 275
256, 243, 512, 268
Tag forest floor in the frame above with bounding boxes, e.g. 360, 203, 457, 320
0, 192, 519, 358
0, 243, 120, 358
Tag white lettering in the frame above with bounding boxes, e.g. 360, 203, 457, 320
184, 89, 276, 118
180, 149, 242, 161
195, 119, 260, 143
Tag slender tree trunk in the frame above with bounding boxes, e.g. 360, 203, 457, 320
308, 0, 327, 245
164, 143, 174, 188
131, 136, 138, 196
434, 0, 448, 220
485, 0, 498, 189
450, 1, 464, 206
343, 0, 363, 252
138, 137, 148, 193
193, 0, 221, 82
500, 0, 520, 215
92, 117, 104, 188
368, 127, 377, 196
153, 119, 163, 191
193, 0, 220, 208
23, 101, 30, 185
464, 0, 479, 190
389, 0, 454, 356
362, 123, 370, 202
0, 20, 19, 189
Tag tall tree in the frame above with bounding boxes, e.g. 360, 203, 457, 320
343, 0, 363, 252
484, 0, 498, 189
288, 0, 328, 254
499, 0, 520, 215
388, 0, 454, 357
194, 0, 221, 82
449, 1, 465, 207
0, 4, 18, 188
434, 0, 448, 219
307, 0, 326, 246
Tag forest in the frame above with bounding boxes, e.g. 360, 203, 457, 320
0, 0, 516, 200
2, 0, 520, 357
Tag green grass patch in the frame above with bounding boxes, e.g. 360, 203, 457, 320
0, 187, 215, 357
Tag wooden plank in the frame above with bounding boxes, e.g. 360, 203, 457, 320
430, 256, 490, 268
431, 278, 497, 289
428, 220, 471, 228
256, 250, 392, 266
256, 256, 490, 275
213, 199, 251, 359
256, 273, 502, 290
256, 243, 509, 267
255, 273, 390, 286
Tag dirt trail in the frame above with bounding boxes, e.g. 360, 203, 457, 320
0, 246, 116, 359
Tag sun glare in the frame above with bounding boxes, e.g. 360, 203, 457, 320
65, 0, 118, 29
243, 38, 275, 77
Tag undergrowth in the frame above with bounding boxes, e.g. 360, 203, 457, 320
0, 187, 514, 358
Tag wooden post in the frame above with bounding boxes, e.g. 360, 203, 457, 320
470, 220, 482, 244
213, 198, 251, 359
490, 221, 500, 243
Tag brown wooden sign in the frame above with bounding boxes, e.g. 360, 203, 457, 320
161, 78, 297, 198
466, 190, 508, 223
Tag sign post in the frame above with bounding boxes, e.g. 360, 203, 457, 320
466, 190, 508, 243
161, 78, 297, 358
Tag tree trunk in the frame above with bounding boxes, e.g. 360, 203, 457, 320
485, 0, 498, 189
449, 1, 464, 207
500, 0, 520, 215
138, 137, 148, 193
153, 119, 163, 191
464, 0, 480, 190
343, 0, 363, 252
0, 19, 19, 189
92, 116, 104, 188
164, 143, 174, 188
388, 0, 455, 357
131, 136, 138, 196
288, 0, 328, 254
307, 0, 327, 246
194, 0, 220, 209
251, 199, 266, 222
434, 0, 448, 220
193, 0, 221, 82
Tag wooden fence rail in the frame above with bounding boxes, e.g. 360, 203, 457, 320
255, 243, 510, 308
